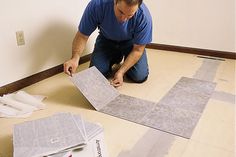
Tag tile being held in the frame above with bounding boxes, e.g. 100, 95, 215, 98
70, 66, 120, 110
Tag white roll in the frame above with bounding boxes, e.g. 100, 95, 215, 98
0, 96, 37, 112
14, 91, 45, 109
0, 103, 19, 116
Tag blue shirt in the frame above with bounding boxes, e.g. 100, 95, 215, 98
79, 0, 152, 45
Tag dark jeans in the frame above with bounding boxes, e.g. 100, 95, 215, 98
90, 34, 149, 83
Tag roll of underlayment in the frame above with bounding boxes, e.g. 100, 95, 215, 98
14, 91, 45, 109
0, 102, 20, 116
0, 96, 36, 112
0, 91, 46, 118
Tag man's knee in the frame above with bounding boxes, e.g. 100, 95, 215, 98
133, 75, 148, 83
126, 70, 149, 83
89, 62, 110, 77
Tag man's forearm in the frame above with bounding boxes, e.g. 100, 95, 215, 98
118, 44, 146, 75
72, 31, 89, 62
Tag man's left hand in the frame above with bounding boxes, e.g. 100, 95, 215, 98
110, 71, 124, 87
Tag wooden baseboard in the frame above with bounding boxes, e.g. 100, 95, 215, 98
0, 54, 91, 96
1, 44, 235, 96
146, 43, 236, 59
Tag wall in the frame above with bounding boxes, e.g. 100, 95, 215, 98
0, 0, 235, 87
0, 0, 97, 87
145, 0, 235, 52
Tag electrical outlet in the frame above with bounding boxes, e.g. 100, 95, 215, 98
16, 31, 25, 46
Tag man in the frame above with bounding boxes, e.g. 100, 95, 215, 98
64, 0, 152, 87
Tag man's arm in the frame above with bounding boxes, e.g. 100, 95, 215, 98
111, 44, 146, 87
64, 31, 89, 76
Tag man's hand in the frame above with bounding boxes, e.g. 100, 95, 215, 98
63, 57, 80, 76
64, 31, 88, 76
110, 70, 124, 87
110, 44, 146, 87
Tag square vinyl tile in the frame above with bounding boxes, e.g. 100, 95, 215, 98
100, 94, 156, 123
141, 105, 201, 138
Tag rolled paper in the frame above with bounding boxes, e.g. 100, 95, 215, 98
14, 91, 46, 109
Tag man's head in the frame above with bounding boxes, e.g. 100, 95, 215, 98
115, 0, 143, 7
114, 0, 142, 23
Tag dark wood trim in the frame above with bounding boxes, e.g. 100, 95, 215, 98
0, 54, 91, 96
146, 43, 236, 59
1, 44, 234, 96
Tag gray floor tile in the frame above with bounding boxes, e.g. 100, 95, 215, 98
71, 68, 215, 139
70, 66, 120, 110
141, 105, 201, 138
193, 59, 220, 81
159, 77, 216, 113
118, 129, 175, 157
100, 94, 156, 123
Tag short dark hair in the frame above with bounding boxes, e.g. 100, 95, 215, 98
115, 0, 143, 7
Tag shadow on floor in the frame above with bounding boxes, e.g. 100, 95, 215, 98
0, 134, 13, 157
44, 84, 95, 110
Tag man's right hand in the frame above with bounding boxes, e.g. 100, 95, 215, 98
64, 31, 88, 76
63, 57, 80, 76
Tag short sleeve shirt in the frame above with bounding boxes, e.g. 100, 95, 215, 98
79, 0, 152, 45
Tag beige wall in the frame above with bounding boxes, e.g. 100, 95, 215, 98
0, 0, 235, 86
145, 0, 235, 52
0, 0, 97, 86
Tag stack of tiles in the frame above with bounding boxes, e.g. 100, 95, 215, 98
13, 112, 106, 157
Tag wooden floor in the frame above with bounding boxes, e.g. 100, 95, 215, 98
0, 49, 235, 157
